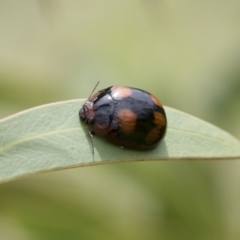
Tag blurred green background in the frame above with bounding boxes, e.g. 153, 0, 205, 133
1, 1, 240, 239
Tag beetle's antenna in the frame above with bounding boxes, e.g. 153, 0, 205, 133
88, 81, 100, 99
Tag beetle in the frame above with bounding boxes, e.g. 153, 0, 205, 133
79, 84, 167, 151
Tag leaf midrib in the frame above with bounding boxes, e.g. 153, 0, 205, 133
0, 126, 81, 153
0, 126, 236, 155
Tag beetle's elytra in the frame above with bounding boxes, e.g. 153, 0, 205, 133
79, 86, 167, 150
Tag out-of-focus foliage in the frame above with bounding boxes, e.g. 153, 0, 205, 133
0, 1, 240, 240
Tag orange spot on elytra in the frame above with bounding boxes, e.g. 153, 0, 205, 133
145, 112, 166, 144
93, 121, 109, 136
153, 111, 166, 126
117, 109, 137, 134
111, 86, 132, 99
150, 94, 163, 107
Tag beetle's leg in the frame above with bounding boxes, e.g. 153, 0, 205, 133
89, 130, 95, 137
87, 131, 95, 155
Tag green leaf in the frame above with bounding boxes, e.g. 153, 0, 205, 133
0, 99, 240, 184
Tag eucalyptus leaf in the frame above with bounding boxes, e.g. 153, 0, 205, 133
0, 100, 240, 184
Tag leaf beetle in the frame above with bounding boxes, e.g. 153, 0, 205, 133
79, 83, 167, 151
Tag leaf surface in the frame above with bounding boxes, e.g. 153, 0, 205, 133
0, 100, 240, 183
